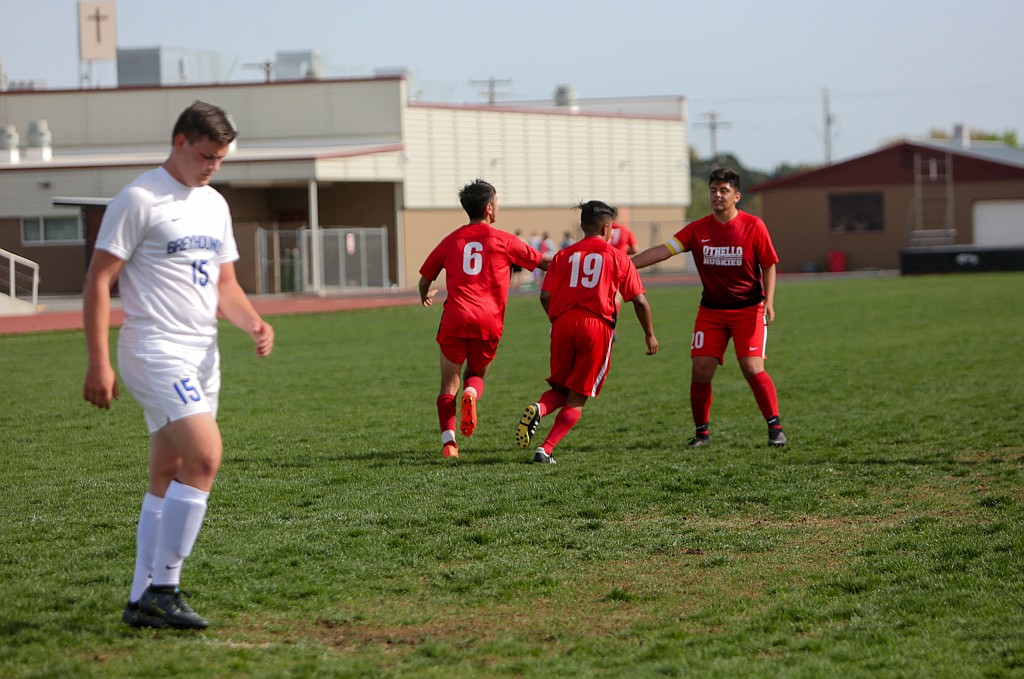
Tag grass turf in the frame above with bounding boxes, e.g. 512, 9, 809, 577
1, 272, 1022, 678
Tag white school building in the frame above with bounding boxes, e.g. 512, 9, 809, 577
0, 75, 690, 300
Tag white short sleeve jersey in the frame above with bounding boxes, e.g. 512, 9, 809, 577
95, 166, 239, 347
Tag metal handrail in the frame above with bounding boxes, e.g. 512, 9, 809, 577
0, 247, 40, 310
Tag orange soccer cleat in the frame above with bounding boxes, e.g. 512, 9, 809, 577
459, 391, 477, 437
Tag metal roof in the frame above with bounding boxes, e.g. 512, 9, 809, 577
751, 138, 1024, 192
1, 137, 403, 172
909, 138, 1024, 169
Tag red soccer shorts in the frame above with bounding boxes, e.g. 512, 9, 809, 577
438, 335, 499, 373
690, 303, 767, 364
547, 310, 615, 398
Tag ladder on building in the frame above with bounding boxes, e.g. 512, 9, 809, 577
0, 247, 40, 315
908, 151, 956, 246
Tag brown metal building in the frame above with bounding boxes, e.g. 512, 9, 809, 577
751, 132, 1024, 273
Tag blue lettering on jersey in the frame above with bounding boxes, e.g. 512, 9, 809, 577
166, 235, 224, 255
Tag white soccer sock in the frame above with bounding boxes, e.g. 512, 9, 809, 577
150, 480, 209, 588
129, 493, 163, 602
441, 429, 456, 445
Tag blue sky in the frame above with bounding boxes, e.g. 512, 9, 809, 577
1, 0, 1021, 171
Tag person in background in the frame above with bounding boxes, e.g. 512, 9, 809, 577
511, 229, 528, 290
609, 210, 638, 255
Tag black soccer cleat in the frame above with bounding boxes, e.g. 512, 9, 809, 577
139, 586, 210, 630
122, 600, 161, 628
687, 433, 710, 447
767, 416, 786, 447
687, 424, 710, 447
533, 447, 557, 464
515, 403, 541, 449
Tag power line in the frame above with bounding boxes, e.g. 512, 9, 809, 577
469, 76, 512, 105
243, 60, 274, 83
693, 111, 732, 162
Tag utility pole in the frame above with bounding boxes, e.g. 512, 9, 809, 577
470, 76, 512, 105
823, 88, 836, 165
695, 111, 732, 163
244, 60, 274, 83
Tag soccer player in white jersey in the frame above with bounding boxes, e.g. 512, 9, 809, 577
83, 101, 274, 629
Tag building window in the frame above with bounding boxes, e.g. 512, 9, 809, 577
829, 193, 883, 232
21, 216, 84, 244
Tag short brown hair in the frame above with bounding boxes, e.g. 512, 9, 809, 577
172, 101, 237, 145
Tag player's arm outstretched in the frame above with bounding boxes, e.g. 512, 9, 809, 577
629, 292, 658, 355
218, 262, 274, 357
82, 250, 125, 409
631, 244, 675, 270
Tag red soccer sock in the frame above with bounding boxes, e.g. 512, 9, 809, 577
745, 371, 780, 421
436, 394, 457, 436
537, 389, 567, 418
464, 376, 485, 400
690, 382, 712, 427
541, 406, 582, 454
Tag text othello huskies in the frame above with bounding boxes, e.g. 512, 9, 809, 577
703, 245, 742, 267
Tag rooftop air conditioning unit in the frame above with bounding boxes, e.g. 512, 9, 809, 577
0, 124, 19, 164
25, 119, 52, 161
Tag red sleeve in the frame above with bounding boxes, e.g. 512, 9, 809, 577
616, 251, 646, 302
671, 221, 696, 253
755, 219, 779, 268
419, 237, 448, 280
541, 251, 562, 296
506, 231, 544, 270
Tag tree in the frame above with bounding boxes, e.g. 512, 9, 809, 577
689, 151, 789, 218
768, 162, 819, 178
929, 127, 1020, 148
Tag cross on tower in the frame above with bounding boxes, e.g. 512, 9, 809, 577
86, 5, 109, 43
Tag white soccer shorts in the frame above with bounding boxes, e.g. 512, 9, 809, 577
118, 339, 221, 434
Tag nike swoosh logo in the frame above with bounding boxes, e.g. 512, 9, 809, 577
701, 239, 711, 243
748, 347, 759, 351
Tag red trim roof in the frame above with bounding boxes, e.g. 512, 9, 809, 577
752, 142, 1024, 192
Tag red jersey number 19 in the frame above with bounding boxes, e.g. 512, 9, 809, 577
568, 252, 602, 288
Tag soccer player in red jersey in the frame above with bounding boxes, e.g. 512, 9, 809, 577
419, 179, 549, 459
515, 200, 658, 464
608, 209, 639, 312
632, 167, 787, 448
609, 211, 638, 255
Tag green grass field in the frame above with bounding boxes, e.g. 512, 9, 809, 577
2, 272, 1023, 678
